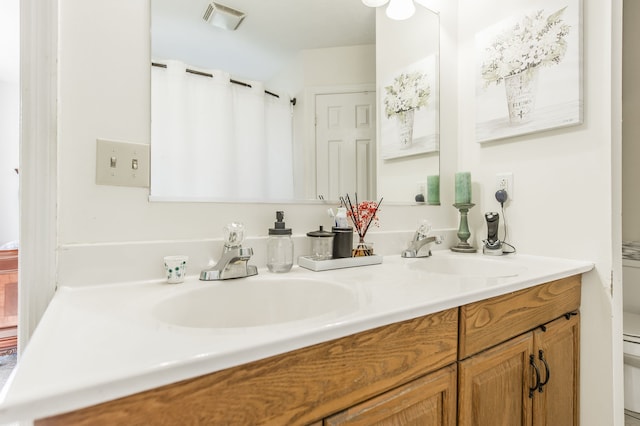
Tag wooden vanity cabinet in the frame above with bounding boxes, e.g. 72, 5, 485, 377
37, 275, 582, 426
458, 275, 581, 426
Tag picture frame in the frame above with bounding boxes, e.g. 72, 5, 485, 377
475, 0, 583, 143
380, 54, 439, 160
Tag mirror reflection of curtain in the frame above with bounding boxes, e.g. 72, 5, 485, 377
151, 60, 294, 200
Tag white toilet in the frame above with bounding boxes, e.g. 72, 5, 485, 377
624, 311, 640, 413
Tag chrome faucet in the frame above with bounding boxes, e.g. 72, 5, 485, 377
401, 221, 443, 258
200, 223, 258, 280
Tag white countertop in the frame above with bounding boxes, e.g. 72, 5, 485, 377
0, 251, 593, 423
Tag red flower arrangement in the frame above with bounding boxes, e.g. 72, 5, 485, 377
340, 194, 383, 256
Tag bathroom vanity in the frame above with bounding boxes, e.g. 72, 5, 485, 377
0, 252, 592, 424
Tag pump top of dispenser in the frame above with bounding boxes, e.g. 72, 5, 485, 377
269, 211, 292, 235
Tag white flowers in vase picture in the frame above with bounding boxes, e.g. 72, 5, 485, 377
475, 0, 582, 143
381, 55, 439, 160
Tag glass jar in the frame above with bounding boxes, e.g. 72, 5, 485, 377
267, 234, 293, 273
307, 226, 334, 261
267, 211, 293, 273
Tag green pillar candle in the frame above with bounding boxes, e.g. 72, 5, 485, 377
427, 175, 440, 204
455, 172, 472, 204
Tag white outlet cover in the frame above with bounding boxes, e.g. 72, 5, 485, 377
495, 172, 514, 201
96, 139, 150, 188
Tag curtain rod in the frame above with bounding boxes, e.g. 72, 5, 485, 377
151, 62, 296, 105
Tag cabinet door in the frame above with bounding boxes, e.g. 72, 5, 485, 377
532, 313, 580, 426
458, 333, 534, 426
325, 364, 457, 426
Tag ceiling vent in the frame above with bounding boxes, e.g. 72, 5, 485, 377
202, 2, 246, 31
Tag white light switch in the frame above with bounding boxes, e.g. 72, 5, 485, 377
96, 139, 150, 187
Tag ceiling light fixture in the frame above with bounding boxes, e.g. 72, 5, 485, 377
202, 1, 246, 31
362, 0, 416, 21
362, 0, 389, 7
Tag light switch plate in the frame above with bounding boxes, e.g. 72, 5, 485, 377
96, 139, 150, 187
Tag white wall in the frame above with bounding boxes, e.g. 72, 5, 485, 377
457, 0, 622, 424
0, 80, 19, 246
268, 44, 375, 96
0, 0, 20, 246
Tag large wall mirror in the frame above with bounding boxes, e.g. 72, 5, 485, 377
150, 0, 440, 204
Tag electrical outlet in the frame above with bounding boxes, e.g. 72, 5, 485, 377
495, 172, 514, 201
414, 181, 427, 202
96, 139, 150, 187
416, 181, 427, 197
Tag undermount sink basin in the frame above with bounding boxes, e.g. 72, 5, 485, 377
407, 255, 527, 278
153, 278, 359, 329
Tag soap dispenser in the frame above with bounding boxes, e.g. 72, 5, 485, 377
267, 211, 294, 273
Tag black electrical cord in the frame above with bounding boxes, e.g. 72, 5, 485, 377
495, 191, 516, 255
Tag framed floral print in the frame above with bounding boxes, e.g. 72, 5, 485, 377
380, 54, 439, 160
475, 0, 583, 143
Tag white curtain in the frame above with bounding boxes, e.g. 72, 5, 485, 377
151, 60, 294, 201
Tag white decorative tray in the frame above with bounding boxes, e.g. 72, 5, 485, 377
297, 255, 383, 272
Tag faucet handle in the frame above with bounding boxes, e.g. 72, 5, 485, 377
417, 220, 432, 235
224, 222, 245, 248
414, 220, 432, 240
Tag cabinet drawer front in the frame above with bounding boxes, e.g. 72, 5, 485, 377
325, 364, 457, 426
38, 308, 458, 426
459, 275, 581, 359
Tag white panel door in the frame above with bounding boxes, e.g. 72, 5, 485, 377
315, 92, 376, 201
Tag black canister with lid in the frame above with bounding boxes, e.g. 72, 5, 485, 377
332, 227, 353, 258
